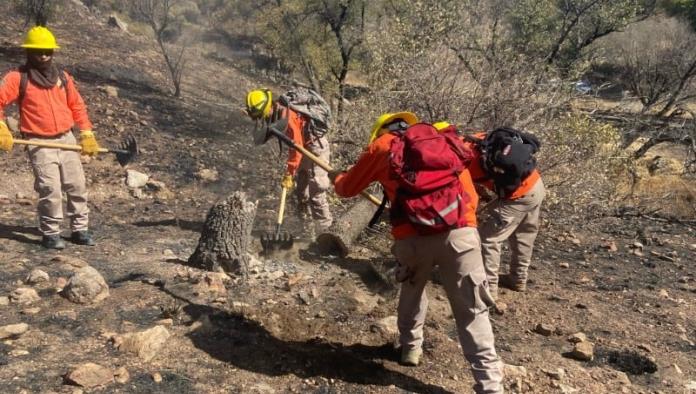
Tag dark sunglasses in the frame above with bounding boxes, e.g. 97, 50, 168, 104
27, 49, 54, 56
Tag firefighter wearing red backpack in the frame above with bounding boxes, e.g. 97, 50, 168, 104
439, 123, 545, 300
0, 26, 99, 250
329, 113, 503, 394
245, 88, 333, 231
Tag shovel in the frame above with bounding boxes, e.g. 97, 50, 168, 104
255, 118, 382, 206
260, 185, 294, 253
13, 134, 138, 166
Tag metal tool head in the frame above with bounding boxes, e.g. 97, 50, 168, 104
112, 134, 138, 166
251, 117, 288, 146
260, 231, 294, 253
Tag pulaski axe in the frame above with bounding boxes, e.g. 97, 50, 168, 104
13, 134, 138, 166
253, 118, 382, 206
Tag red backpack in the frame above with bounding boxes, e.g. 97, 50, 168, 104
389, 123, 474, 235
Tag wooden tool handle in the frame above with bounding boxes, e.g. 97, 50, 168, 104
277, 186, 288, 226
14, 139, 109, 153
291, 143, 383, 206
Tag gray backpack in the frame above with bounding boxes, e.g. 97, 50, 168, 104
278, 87, 332, 138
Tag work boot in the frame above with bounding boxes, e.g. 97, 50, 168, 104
42, 235, 66, 250
70, 230, 95, 246
400, 347, 423, 366
499, 274, 526, 292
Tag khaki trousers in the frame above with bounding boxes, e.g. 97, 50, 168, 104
392, 227, 503, 394
479, 179, 545, 295
295, 135, 333, 230
27, 132, 89, 236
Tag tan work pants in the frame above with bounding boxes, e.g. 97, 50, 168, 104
392, 227, 503, 394
27, 132, 89, 236
295, 135, 333, 230
479, 179, 545, 295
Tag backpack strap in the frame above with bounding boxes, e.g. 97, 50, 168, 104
368, 188, 389, 228
18, 67, 69, 109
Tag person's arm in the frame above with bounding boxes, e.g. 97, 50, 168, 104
63, 72, 93, 131
334, 139, 390, 198
285, 109, 304, 176
0, 71, 21, 121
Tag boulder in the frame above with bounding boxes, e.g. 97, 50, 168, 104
115, 325, 170, 361
64, 363, 113, 388
62, 266, 109, 304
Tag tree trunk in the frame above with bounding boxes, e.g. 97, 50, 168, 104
316, 199, 378, 257
188, 192, 257, 275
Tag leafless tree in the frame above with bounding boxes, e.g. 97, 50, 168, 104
130, 0, 188, 97
14, 0, 55, 26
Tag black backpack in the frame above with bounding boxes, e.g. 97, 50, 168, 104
468, 127, 540, 197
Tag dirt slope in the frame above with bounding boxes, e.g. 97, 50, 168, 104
0, 3, 694, 393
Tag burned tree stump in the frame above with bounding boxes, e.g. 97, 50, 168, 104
188, 192, 257, 275
316, 199, 379, 257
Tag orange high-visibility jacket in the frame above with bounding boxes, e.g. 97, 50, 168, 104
281, 105, 306, 176
0, 69, 92, 136
463, 132, 540, 200
334, 132, 479, 239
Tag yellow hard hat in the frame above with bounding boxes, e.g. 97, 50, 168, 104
433, 121, 451, 131
246, 89, 272, 120
369, 112, 419, 143
21, 26, 60, 49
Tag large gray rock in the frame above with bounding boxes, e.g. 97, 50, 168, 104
126, 170, 149, 188
115, 325, 170, 361
10, 288, 40, 304
62, 266, 110, 304
0, 323, 29, 339
64, 363, 113, 388
107, 14, 128, 31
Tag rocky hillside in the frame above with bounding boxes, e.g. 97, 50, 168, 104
0, 2, 694, 393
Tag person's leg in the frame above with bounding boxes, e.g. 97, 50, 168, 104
437, 227, 503, 394
59, 134, 90, 235
508, 180, 545, 285
479, 199, 523, 298
28, 143, 64, 247
306, 137, 332, 230
392, 237, 434, 364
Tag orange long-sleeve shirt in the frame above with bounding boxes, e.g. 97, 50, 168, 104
280, 105, 306, 176
463, 132, 540, 200
0, 69, 92, 136
334, 133, 479, 239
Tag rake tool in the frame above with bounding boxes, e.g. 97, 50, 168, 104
13, 134, 138, 166
260, 185, 294, 253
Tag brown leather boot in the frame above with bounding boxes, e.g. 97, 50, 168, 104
499, 274, 527, 292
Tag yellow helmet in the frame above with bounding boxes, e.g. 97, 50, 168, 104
433, 121, 451, 131
369, 112, 419, 143
21, 26, 60, 49
246, 89, 272, 120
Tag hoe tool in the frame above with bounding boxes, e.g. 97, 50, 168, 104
13, 134, 138, 166
254, 118, 382, 206
261, 185, 294, 253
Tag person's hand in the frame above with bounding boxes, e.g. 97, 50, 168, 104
0, 121, 14, 152
328, 170, 343, 182
79, 130, 100, 156
281, 174, 294, 189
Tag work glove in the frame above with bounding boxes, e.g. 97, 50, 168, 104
79, 130, 100, 156
281, 174, 294, 189
0, 121, 14, 152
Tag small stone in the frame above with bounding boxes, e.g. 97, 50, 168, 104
568, 341, 594, 361
0, 296, 9, 306
9, 349, 29, 356
103, 85, 119, 98
559, 384, 579, 394
26, 269, 50, 284
155, 318, 174, 326
534, 323, 554, 336
113, 366, 129, 384
64, 362, 113, 388
116, 325, 170, 361
637, 343, 653, 353
370, 316, 398, 336
126, 170, 149, 188
0, 323, 29, 339
504, 364, 528, 378
152, 372, 162, 383
658, 289, 669, 298
196, 168, 219, 182
21, 307, 41, 315
10, 288, 40, 304
62, 266, 109, 304
604, 240, 618, 252
543, 367, 565, 380
568, 332, 587, 343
